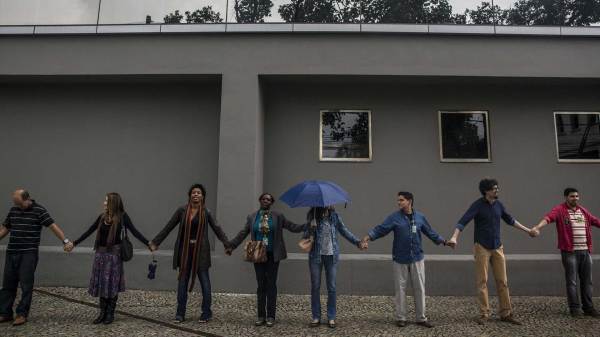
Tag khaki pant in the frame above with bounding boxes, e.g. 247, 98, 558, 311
474, 243, 512, 318
393, 260, 427, 322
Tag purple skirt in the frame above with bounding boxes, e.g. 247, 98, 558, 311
88, 246, 126, 298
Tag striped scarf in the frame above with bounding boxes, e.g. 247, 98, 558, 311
178, 203, 206, 292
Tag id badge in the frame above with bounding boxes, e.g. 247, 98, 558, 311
411, 225, 417, 234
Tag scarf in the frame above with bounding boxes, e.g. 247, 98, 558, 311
178, 203, 206, 292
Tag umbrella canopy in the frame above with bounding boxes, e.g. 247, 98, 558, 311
279, 180, 351, 208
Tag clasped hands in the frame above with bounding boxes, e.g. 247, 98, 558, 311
528, 227, 540, 238
63, 241, 74, 252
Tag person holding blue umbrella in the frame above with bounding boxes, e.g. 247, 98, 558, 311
279, 180, 365, 329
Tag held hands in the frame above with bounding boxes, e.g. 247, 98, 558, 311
446, 238, 457, 249
224, 241, 233, 256
529, 227, 540, 238
63, 241, 74, 253
148, 242, 159, 252
359, 235, 370, 251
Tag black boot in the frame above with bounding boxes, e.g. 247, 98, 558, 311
103, 296, 117, 324
93, 298, 107, 324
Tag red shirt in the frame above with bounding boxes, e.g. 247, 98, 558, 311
544, 203, 600, 252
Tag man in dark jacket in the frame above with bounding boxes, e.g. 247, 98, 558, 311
226, 192, 306, 327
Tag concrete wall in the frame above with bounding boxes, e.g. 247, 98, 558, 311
0, 78, 222, 249
1, 32, 600, 296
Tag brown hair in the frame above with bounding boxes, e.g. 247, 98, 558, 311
103, 192, 124, 225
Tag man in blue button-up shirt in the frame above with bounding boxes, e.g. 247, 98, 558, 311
362, 191, 449, 328
447, 178, 532, 326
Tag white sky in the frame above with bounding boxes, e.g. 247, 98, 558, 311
0, 0, 518, 25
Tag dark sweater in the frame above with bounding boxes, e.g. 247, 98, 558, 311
151, 206, 229, 271
73, 212, 149, 249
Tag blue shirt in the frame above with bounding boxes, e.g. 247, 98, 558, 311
455, 198, 516, 250
253, 211, 274, 253
368, 210, 445, 264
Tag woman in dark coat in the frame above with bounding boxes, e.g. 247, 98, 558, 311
68, 192, 150, 324
149, 184, 230, 323
227, 193, 306, 327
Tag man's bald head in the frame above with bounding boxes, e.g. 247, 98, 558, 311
12, 189, 31, 208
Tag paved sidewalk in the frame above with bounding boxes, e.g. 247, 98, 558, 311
1, 287, 600, 337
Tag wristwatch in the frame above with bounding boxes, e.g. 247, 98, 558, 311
63, 238, 71, 245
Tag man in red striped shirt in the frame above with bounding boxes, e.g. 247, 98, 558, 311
530, 188, 600, 318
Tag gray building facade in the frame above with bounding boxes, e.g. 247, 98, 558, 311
1, 25, 600, 296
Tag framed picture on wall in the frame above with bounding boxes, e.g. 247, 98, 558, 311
320, 109, 372, 162
438, 110, 491, 162
554, 111, 600, 162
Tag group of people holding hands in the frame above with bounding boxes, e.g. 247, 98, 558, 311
0, 178, 598, 330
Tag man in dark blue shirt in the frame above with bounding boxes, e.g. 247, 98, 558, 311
362, 191, 450, 328
447, 178, 532, 326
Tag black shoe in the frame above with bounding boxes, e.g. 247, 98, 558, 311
417, 321, 434, 328
310, 319, 320, 327
174, 315, 185, 323
93, 298, 107, 324
255, 318, 266, 326
103, 296, 117, 325
475, 316, 488, 325
396, 320, 407, 327
500, 315, 522, 325
266, 318, 275, 327
570, 310, 583, 318
198, 313, 212, 323
584, 309, 600, 318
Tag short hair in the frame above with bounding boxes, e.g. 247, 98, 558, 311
258, 193, 275, 204
564, 187, 579, 197
20, 190, 30, 201
397, 191, 413, 201
188, 184, 207, 201
479, 178, 498, 195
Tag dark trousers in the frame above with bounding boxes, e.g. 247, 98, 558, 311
0, 251, 39, 318
561, 250, 594, 312
253, 252, 280, 319
176, 256, 212, 320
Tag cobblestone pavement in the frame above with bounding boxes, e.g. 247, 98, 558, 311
1, 287, 600, 337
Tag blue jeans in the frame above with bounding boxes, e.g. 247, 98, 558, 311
309, 255, 337, 321
176, 263, 212, 320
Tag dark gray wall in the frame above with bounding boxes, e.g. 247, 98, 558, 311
263, 78, 600, 256
0, 79, 221, 250
2, 35, 600, 78
258, 77, 600, 296
1, 32, 600, 296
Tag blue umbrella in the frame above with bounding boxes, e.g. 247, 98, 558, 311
279, 180, 351, 208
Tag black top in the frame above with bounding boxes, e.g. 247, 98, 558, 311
2, 200, 55, 253
190, 213, 200, 240
73, 212, 149, 249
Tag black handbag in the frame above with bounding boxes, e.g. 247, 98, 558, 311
120, 216, 134, 262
